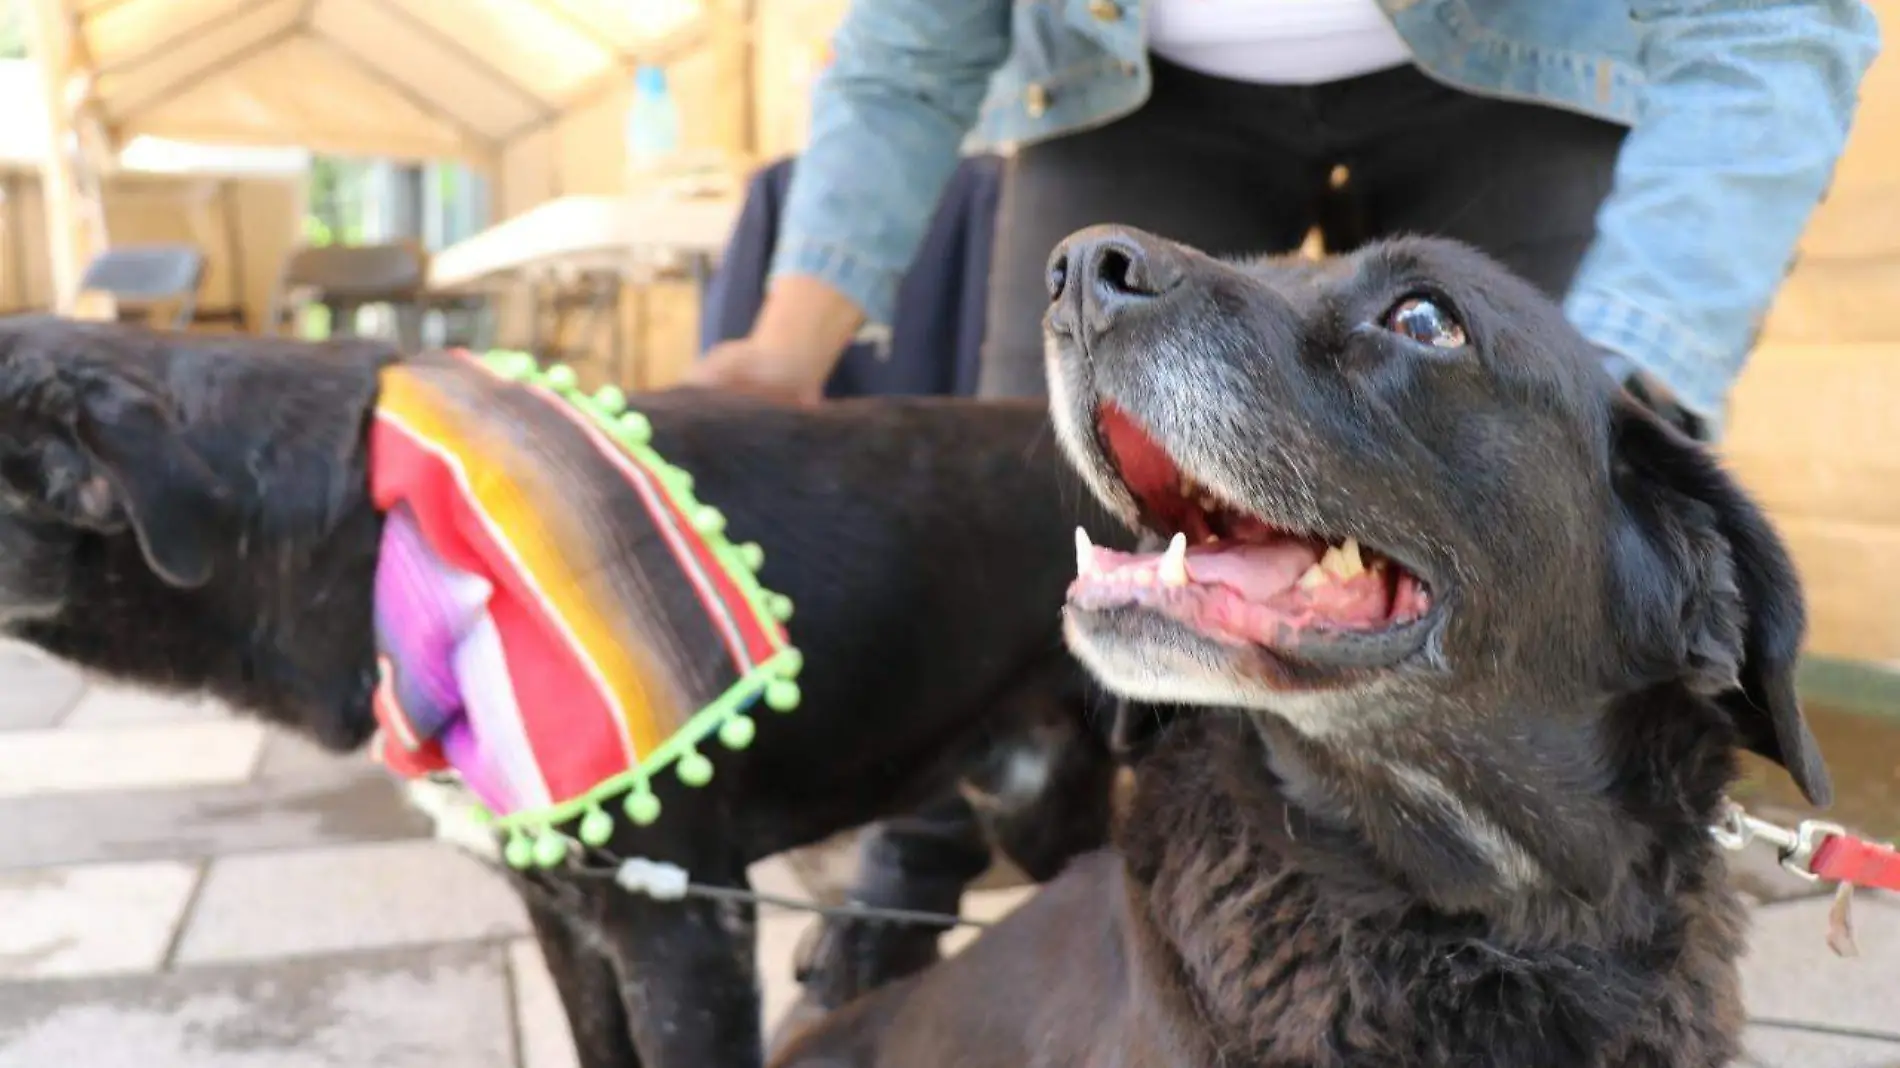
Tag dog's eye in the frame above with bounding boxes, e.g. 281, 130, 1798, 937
1384, 296, 1467, 349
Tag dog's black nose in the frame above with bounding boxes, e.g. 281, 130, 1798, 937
1047, 226, 1183, 343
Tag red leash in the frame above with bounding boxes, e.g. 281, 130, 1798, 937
1712, 801, 1900, 892
1712, 801, 1900, 957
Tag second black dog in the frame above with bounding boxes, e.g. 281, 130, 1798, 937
0, 320, 1123, 1068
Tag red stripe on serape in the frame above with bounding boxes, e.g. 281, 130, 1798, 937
371, 414, 631, 802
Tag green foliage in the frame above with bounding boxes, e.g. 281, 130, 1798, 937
0, 4, 28, 60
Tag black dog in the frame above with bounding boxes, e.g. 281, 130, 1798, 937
771, 229, 1828, 1068
0, 319, 1126, 1068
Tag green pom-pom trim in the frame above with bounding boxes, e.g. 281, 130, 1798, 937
765, 679, 800, 713
593, 385, 627, 414
467, 349, 801, 840
767, 593, 794, 622
736, 542, 765, 571
677, 749, 714, 786
618, 411, 652, 444
579, 806, 615, 847
533, 833, 570, 868
504, 833, 535, 869
487, 351, 540, 381
718, 714, 756, 750
625, 788, 661, 826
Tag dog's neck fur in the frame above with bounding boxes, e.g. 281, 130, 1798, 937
16, 344, 390, 751
1115, 705, 1748, 1067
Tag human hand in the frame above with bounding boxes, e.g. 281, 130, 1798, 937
682, 337, 829, 405
682, 275, 865, 405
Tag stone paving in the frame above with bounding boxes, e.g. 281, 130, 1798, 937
0, 639, 1896, 1067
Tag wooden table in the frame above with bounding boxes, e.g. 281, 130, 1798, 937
428, 193, 740, 382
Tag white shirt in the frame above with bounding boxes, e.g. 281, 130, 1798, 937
1146, 0, 1413, 85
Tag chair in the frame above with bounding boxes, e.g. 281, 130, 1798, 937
268, 241, 430, 350
78, 245, 206, 330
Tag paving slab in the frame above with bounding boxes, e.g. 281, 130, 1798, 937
1741, 891, 1900, 1068
0, 763, 429, 871
0, 720, 265, 799
255, 732, 374, 780
61, 685, 230, 729
0, 942, 515, 1068
0, 646, 85, 731
509, 939, 579, 1068
173, 840, 529, 966
0, 861, 200, 980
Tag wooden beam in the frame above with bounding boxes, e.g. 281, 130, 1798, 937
20, 0, 111, 317
494, 19, 706, 146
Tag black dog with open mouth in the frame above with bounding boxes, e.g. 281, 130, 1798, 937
771, 229, 1830, 1068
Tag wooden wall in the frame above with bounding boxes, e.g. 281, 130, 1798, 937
0, 170, 304, 330
1721, 0, 1900, 666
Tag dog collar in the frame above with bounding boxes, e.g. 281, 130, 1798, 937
368, 350, 801, 870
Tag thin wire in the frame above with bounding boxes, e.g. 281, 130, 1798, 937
569, 862, 991, 930
1744, 1018, 1900, 1045
571, 863, 1896, 1042
685, 882, 993, 930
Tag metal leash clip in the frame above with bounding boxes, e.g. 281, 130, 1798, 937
1709, 800, 1845, 883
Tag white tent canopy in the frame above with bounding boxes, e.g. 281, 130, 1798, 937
58, 0, 704, 164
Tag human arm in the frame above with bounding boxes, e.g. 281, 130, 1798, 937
685, 0, 1013, 401
1563, 0, 1880, 423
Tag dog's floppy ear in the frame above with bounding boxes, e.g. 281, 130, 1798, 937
1608, 393, 1830, 806
4, 359, 227, 588
73, 378, 226, 587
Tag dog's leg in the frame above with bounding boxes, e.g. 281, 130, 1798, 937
769, 791, 989, 1056
517, 880, 643, 1068
593, 865, 763, 1068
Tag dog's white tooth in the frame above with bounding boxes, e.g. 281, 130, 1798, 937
1159, 533, 1189, 587
1198, 495, 1218, 511
1297, 563, 1328, 590
1075, 527, 1093, 578
1319, 544, 1349, 579
1339, 537, 1366, 578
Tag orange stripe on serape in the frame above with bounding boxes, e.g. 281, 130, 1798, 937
372, 371, 670, 768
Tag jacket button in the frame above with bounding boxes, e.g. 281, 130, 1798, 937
1024, 83, 1049, 118
1088, 0, 1120, 20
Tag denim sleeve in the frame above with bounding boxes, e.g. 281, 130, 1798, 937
1562, 0, 1880, 417
768, 0, 1013, 326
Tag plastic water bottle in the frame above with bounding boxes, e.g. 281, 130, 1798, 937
624, 65, 681, 189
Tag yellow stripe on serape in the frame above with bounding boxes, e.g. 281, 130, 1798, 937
376, 369, 671, 761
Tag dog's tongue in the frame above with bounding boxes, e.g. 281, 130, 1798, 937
1072, 536, 1397, 639
1077, 541, 1317, 601
1177, 542, 1314, 602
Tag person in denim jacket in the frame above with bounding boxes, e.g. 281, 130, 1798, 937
689, 0, 1879, 439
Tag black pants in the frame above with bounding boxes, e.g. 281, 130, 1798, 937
979, 60, 1626, 398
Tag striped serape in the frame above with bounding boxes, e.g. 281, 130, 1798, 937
368, 350, 802, 868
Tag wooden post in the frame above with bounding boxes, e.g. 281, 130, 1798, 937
19, 0, 110, 317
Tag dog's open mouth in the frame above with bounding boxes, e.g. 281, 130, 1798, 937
1069, 404, 1434, 658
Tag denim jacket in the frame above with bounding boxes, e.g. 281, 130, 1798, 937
772, 0, 1879, 418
